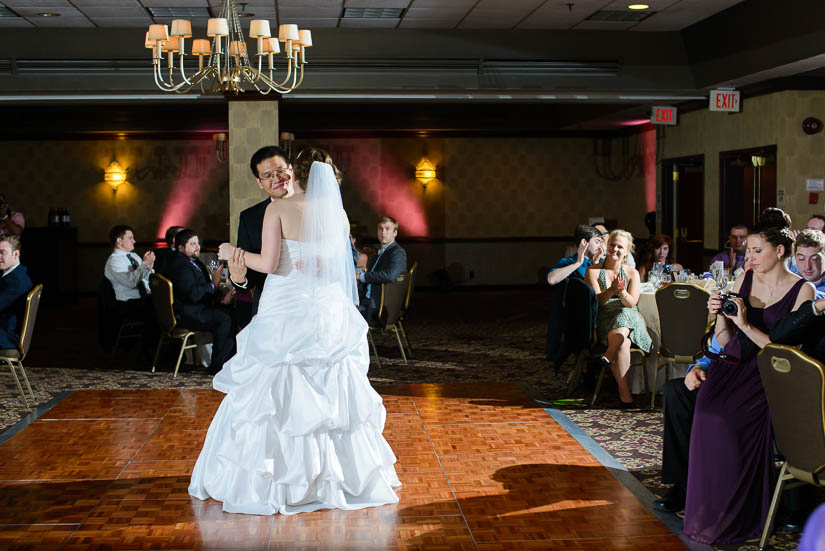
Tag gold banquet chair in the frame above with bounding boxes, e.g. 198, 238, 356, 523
396, 260, 417, 358
367, 270, 409, 369
652, 283, 711, 408
0, 284, 43, 409
149, 274, 210, 378
757, 344, 825, 550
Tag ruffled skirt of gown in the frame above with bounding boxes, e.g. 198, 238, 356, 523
188, 265, 401, 515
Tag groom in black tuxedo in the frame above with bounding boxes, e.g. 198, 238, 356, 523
358, 216, 407, 324
231, 145, 293, 327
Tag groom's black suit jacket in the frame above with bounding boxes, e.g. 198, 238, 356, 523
233, 198, 270, 316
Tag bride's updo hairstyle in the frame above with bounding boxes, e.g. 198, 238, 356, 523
293, 147, 342, 189
752, 207, 793, 259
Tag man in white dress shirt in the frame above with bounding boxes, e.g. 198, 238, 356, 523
103, 225, 156, 354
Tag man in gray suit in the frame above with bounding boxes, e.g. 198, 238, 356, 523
358, 216, 407, 324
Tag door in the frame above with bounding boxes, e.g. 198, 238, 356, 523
719, 146, 777, 246
662, 155, 704, 272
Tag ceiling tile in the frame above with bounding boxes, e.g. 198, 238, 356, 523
572, 19, 637, 30
0, 17, 34, 26
516, 0, 609, 29
603, 0, 680, 9
276, 17, 338, 28
81, 6, 148, 17
72, 0, 142, 5
275, 0, 342, 5
88, 16, 154, 26
404, 7, 469, 18
27, 16, 94, 26
408, 0, 475, 7
398, 17, 462, 29
140, 0, 208, 7
279, 6, 340, 18
340, 0, 408, 7
338, 17, 399, 28
1, 0, 72, 6
474, 0, 544, 8
12, 6, 83, 16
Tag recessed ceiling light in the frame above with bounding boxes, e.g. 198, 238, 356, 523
627, 4, 650, 9
37, 12, 60, 17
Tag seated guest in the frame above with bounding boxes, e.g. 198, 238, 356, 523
104, 225, 154, 318
791, 229, 825, 298
638, 234, 683, 282
547, 225, 603, 285
683, 219, 814, 545
166, 228, 234, 375
0, 194, 24, 237
806, 214, 825, 231
585, 230, 652, 406
594, 223, 635, 267
154, 225, 184, 277
0, 235, 32, 350
708, 224, 748, 272
358, 216, 407, 323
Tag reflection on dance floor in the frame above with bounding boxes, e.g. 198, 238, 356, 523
0, 384, 686, 550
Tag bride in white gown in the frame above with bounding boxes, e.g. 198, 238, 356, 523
188, 156, 401, 515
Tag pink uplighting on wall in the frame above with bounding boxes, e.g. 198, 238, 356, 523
156, 146, 221, 238
641, 126, 656, 213
375, 154, 429, 236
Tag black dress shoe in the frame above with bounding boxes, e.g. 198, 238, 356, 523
779, 520, 803, 533
653, 486, 686, 512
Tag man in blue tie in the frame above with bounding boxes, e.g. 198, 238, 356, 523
357, 216, 407, 324
0, 235, 32, 351
166, 229, 235, 375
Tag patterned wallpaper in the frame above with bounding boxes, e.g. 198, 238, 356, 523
227, 99, 279, 244
660, 90, 825, 248
0, 139, 228, 243
292, 135, 648, 241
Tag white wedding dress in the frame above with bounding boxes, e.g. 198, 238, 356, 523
188, 181, 401, 515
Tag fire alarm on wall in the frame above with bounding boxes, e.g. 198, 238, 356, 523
810, 192, 819, 205
803, 117, 823, 135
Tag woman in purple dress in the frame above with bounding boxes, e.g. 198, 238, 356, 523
683, 224, 814, 545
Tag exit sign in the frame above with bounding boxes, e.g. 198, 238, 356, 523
709, 89, 740, 112
651, 106, 678, 126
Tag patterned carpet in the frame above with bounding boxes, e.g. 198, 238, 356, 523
0, 289, 803, 550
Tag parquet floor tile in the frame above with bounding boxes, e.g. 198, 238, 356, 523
0, 479, 112, 524
0, 524, 76, 551
133, 430, 207, 461
383, 414, 429, 440
476, 535, 688, 550
172, 389, 225, 409
426, 421, 567, 456
63, 499, 272, 550
0, 384, 687, 550
268, 510, 476, 551
117, 460, 196, 479
155, 407, 218, 432
0, 420, 158, 480
101, 475, 193, 501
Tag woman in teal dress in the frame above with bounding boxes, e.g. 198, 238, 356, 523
585, 230, 652, 406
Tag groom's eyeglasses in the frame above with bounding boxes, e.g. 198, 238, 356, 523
258, 167, 290, 181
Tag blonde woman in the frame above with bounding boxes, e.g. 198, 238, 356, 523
585, 230, 652, 406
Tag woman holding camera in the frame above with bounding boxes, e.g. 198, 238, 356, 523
683, 223, 814, 545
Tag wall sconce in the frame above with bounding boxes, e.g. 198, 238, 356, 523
415, 158, 437, 191
213, 133, 228, 164
104, 161, 127, 192
280, 131, 295, 159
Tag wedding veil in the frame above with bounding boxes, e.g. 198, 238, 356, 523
299, 161, 358, 305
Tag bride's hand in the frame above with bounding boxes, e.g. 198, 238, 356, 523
218, 242, 235, 261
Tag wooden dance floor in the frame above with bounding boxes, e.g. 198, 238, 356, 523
0, 383, 686, 550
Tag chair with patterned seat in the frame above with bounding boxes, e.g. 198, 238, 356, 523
148, 273, 211, 378
367, 270, 409, 368
0, 284, 43, 408
396, 260, 417, 358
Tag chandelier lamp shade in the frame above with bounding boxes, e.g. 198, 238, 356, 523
144, 0, 311, 94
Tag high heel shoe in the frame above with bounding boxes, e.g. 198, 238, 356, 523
617, 400, 636, 410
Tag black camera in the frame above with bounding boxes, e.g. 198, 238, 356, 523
719, 292, 740, 316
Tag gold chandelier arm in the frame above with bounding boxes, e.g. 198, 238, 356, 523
155, 62, 216, 93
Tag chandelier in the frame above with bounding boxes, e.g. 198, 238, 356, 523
144, 0, 311, 95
